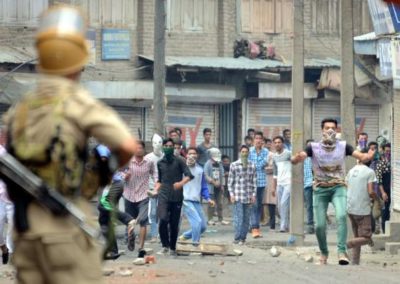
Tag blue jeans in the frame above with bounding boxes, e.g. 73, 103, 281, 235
304, 186, 314, 226
250, 186, 265, 229
149, 197, 158, 238
314, 185, 347, 256
277, 184, 291, 231
182, 200, 207, 244
233, 202, 252, 241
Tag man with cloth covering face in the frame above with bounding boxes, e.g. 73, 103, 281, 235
291, 118, 375, 266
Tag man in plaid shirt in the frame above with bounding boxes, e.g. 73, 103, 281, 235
228, 145, 256, 245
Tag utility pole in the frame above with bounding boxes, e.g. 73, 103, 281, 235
290, 0, 304, 246
340, 0, 356, 171
153, 0, 166, 136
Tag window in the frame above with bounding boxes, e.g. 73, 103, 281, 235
312, 0, 372, 35
241, 0, 293, 34
166, 0, 218, 32
75, 0, 137, 27
353, 0, 373, 35
311, 0, 340, 35
0, 0, 48, 25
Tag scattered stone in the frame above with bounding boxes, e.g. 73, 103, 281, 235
247, 260, 257, 265
233, 249, 243, 256
118, 269, 133, 277
304, 255, 314, 263
270, 246, 281, 257
220, 261, 225, 266
187, 261, 195, 266
383, 262, 387, 268
133, 258, 146, 265
102, 268, 114, 276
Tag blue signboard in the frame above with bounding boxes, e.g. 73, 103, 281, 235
101, 29, 131, 60
388, 3, 400, 32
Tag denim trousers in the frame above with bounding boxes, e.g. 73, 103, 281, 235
250, 186, 265, 229
314, 185, 347, 256
304, 186, 314, 226
233, 202, 251, 241
182, 200, 207, 244
149, 197, 158, 238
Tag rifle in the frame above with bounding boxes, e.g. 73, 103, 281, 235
0, 150, 99, 238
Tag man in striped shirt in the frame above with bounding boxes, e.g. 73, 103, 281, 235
124, 140, 158, 258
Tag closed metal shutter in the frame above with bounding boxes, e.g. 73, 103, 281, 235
247, 99, 291, 139
145, 103, 219, 147
111, 106, 144, 139
312, 100, 379, 141
393, 92, 400, 211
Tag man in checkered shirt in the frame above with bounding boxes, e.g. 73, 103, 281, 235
228, 145, 257, 245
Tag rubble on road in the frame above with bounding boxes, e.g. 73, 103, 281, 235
102, 268, 114, 276
177, 242, 242, 256
117, 268, 133, 277
270, 246, 281, 257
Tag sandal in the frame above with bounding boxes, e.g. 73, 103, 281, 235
317, 255, 328, 265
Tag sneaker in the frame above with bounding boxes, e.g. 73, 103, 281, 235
207, 220, 216, 226
157, 247, 169, 255
233, 240, 240, 245
338, 253, 350, 265
138, 249, 146, 258
169, 250, 178, 256
238, 240, 245, 246
178, 235, 190, 242
149, 237, 158, 243
221, 220, 230, 225
104, 252, 121, 260
215, 221, 221, 226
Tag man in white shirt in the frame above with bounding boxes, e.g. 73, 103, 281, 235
271, 136, 292, 233
346, 155, 376, 265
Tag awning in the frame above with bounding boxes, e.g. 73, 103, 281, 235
0, 73, 236, 105
258, 82, 318, 99
139, 55, 341, 70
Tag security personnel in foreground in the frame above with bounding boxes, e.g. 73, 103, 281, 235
3, 6, 137, 284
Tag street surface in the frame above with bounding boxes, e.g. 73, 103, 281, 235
1, 213, 399, 284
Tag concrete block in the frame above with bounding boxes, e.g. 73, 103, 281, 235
371, 235, 391, 251
385, 222, 400, 239
385, 242, 400, 255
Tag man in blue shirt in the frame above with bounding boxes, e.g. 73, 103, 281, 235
179, 147, 215, 245
248, 131, 269, 238
304, 139, 314, 234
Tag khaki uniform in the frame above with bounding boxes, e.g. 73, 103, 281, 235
4, 76, 132, 284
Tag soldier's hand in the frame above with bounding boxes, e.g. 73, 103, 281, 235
208, 200, 215, 207
230, 196, 235, 203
